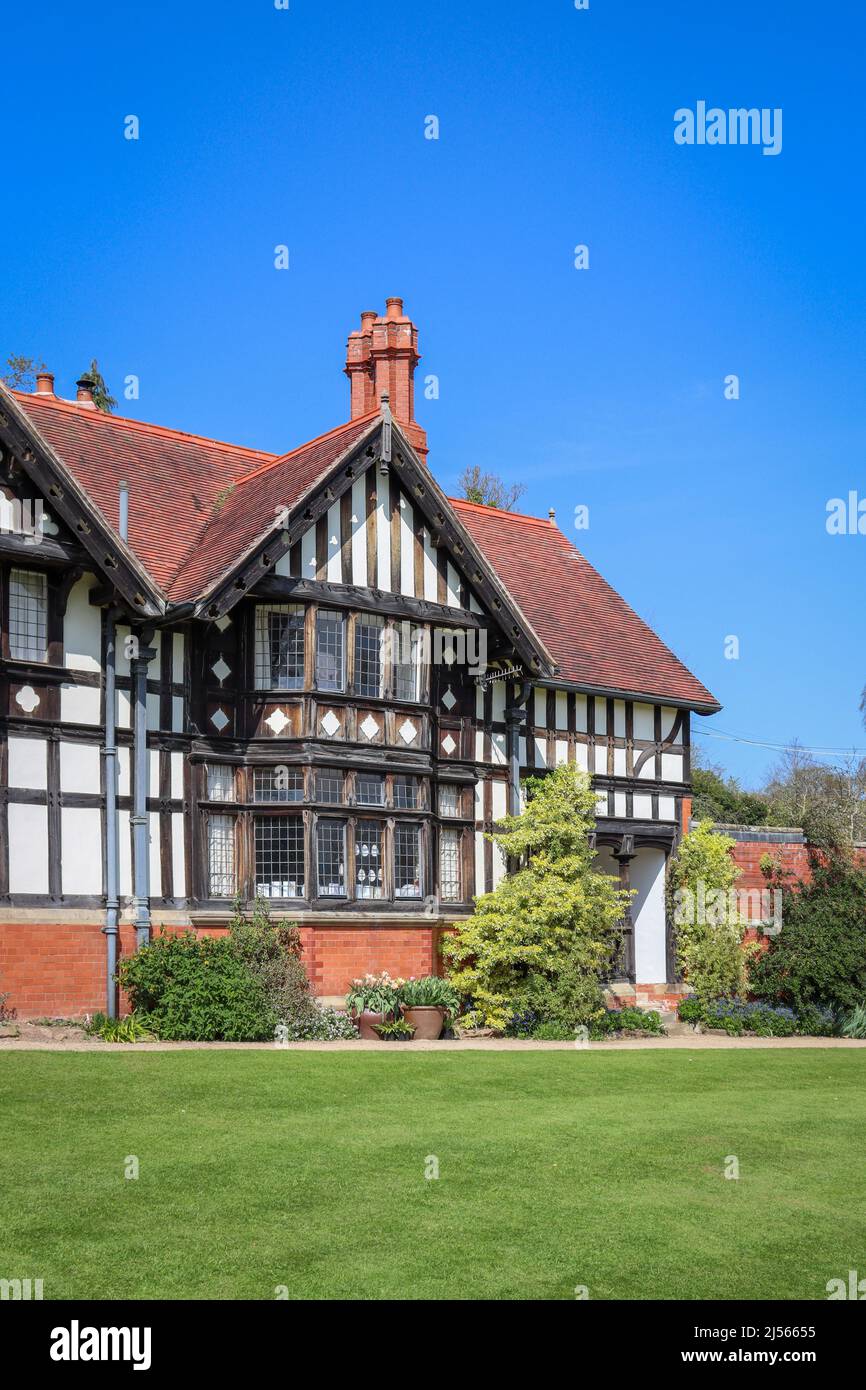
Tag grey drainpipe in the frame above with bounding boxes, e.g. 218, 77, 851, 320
131, 628, 157, 949
101, 606, 123, 1017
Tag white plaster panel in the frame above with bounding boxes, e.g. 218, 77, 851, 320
574, 742, 589, 771
119, 810, 132, 896
60, 741, 101, 795
171, 752, 184, 800
60, 684, 101, 726
491, 682, 506, 722
423, 530, 437, 601
8, 736, 47, 789
61, 809, 102, 894
555, 691, 568, 730
172, 813, 186, 897
63, 576, 101, 672
533, 736, 547, 767
534, 688, 546, 726
658, 796, 677, 822
574, 694, 587, 733
614, 791, 627, 817
491, 732, 507, 765
146, 692, 160, 731
117, 747, 131, 797
474, 830, 486, 897
633, 703, 655, 741
613, 747, 627, 777
661, 752, 684, 783
301, 524, 317, 578
633, 793, 653, 819
446, 561, 460, 607
613, 700, 626, 737
172, 697, 184, 733
149, 811, 162, 896
492, 781, 507, 821
594, 697, 607, 734
118, 689, 132, 729
326, 501, 342, 583
399, 496, 415, 596
555, 739, 568, 765
172, 632, 185, 677
8, 803, 49, 893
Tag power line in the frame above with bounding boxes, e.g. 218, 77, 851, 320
693, 725, 866, 758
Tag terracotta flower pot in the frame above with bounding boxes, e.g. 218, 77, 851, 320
355, 1010, 386, 1040
402, 1005, 446, 1040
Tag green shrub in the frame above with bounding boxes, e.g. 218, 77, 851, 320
531, 1020, 580, 1041
677, 997, 705, 1026
749, 861, 866, 1013
443, 765, 628, 1031
228, 898, 324, 1033
667, 821, 746, 1001
119, 931, 276, 1042
373, 1017, 416, 1040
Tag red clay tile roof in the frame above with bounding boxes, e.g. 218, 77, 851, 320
450, 499, 719, 710
13, 393, 276, 591
12, 393, 377, 602
10, 392, 716, 707
168, 413, 379, 601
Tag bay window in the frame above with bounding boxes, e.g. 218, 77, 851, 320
316, 608, 345, 691
255, 603, 304, 689
354, 821, 384, 899
316, 819, 346, 896
439, 828, 462, 902
394, 823, 423, 898
354, 613, 385, 698
9, 568, 48, 662
254, 815, 305, 898
207, 813, 236, 897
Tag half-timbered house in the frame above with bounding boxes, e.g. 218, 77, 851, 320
0, 299, 719, 1017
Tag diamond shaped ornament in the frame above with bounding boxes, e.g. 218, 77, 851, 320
441, 686, 457, 712
211, 657, 231, 684
210, 707, 230, 733
399, 719, 417, 744
441, 733, 457, 755
360, 714, 380, 740
265, 708, 290, 735
320, 709, 340, 737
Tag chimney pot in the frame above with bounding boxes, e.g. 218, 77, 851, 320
360, 311, 377, 333
548, 508, 556, 523
76, 378, 97, 409
385, 297, 404, 321
35, 370, 55, 397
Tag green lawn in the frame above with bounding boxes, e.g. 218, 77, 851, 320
1, 1049, 865, 1300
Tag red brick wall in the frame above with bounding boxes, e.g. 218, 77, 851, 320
0, 919, 444, 1019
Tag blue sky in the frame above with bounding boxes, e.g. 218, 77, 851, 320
2, 0, 864, 784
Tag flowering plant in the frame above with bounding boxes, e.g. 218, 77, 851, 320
345, 971, 405, 1018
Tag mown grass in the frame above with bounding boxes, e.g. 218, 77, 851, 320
1, 1049, 864, 1299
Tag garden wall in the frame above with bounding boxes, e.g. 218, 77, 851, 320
0, 917, 444, 1018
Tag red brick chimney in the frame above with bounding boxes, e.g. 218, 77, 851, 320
345, 299, 428, 461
